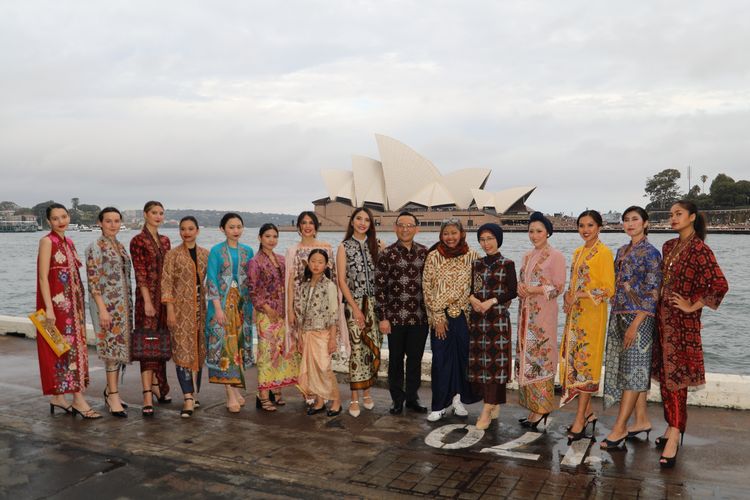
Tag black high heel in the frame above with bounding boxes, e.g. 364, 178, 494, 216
600, 435, 627, 450
50, 403, 72, 415
627, 428, 651, 439
71, 406, 102, 419
103, 389, 127, 418
152, 383, 172, 404
522, 413, 549, 431
142, 389, 155, 417
660, 443, 680, 468
655, 431, 684, 449
567, 414, 597, 444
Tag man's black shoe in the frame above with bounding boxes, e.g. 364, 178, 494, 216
405, 400, 428, 413
389, 401, 404, 415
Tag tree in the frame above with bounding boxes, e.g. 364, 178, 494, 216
71, 197, 80, 211
710, 174, 736, 207
32, 200, 58, 228
644, 169, 682, 210
700, 174, 708, 193
686, 185, 701, 199
736, 180, 750, 206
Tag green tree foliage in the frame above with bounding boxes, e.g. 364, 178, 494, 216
710, 174, 737, 207
644, 169, 682, 209
32, 200, 58, 228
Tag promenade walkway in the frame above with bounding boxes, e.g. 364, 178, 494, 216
1, 334, 747, 499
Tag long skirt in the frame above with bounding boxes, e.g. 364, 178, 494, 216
430, 313, 479, 411
346, 296, 381, 391
298, 329, 340, 401
208, 286, 248, 388
518, 379, 555, 414
603, 313, 655, 409
256, 312, 300, 392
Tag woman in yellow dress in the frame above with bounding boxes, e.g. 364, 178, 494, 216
560, 210, 615, 442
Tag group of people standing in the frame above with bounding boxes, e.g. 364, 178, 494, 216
35, 198, 727, 469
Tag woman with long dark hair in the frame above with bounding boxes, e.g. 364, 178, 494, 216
600, 206, 661, 449
36, 203, 99, 418
130, 200, 171, 416
86, 207, 132, 418
248, 223, 300, 411
652, 200, 727, 468
336, 207, 383, 417
560, 210, 615, 442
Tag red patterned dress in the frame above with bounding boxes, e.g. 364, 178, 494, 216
35, 232, 89, 395
130, 228, 172, 392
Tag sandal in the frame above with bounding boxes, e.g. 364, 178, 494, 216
142, 389, 155, 417
152, 383, 172, 404
256, 395, 277, 412
71, 405, 102, 419
272, 391, 285, 406
181, 397, 195, 418
362, 395, 374, 410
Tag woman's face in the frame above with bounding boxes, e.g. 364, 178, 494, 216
577, 216, 600, 245
221, 217, 244, 242
259, 229, 278, 251
48, 208, 69, 233
441, 225, 462, 249
478, 231, 499, 255
100, 211, 121, 238
144, 205, 164, 228
179, 221, 199, 244
308, 252, 327, 275
669, 204, 695, 233
623, 211, 647, 240
527, 221, 548, 249
298, 215, 316, 238
351, 211, 371, 236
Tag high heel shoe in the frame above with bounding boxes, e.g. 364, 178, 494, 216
660, 443, 680, 468
71, 406, 102, 419
181, 397, 195, 418
567, 412, 596, 432
256, 395, 277, 412
489, 405, 500, 420
151, 383, 172, 404
50, 403, 72, 415
655, 431, 684, 449
523, 413, 550, 431
627, 427, 651, 439
142, 389, 155, 417
103, 389, 127, 418
272, 391, 285, 406
600, 435, 627, 450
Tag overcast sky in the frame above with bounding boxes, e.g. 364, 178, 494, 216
1, 1, 749, 215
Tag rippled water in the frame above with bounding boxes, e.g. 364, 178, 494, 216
1, 229, 746, 374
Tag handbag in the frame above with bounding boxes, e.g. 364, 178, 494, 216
28, 309, 71, 357
131, 327, 172, 361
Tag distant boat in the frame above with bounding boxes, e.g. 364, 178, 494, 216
119, 224, 129, 231
78, 225, 93, 232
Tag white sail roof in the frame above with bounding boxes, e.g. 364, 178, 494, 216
471, 186, 537, 213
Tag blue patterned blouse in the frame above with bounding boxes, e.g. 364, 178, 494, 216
611, 238, 662, 316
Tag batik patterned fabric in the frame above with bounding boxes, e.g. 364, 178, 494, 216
205, 242, 254, 387
603, 238, 661, 408
422, 248, 481, 327
467, 253, 517, 385
85, 235, 133, 365
284, 242, 336, 337
247, 251, 300, 391
36, 232, 89, 395
652, 236, 728, 391
342, 238, 381, 390
559, 240, 615, 406
161, 244, 208, 372
374, 241, 428, 326
518, 378, 555, 415
294, 276, 339, 332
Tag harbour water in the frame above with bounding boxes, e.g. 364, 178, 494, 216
1, 228, 746, 374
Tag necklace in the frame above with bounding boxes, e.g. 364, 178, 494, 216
662, 233, 694, 288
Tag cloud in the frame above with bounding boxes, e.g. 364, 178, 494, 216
1, 0, 749, 215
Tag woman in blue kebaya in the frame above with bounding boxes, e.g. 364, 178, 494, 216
601, 206, 662, 449
206, 213, 254, 413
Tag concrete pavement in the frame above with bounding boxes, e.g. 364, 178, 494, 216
1, 334, 748, 499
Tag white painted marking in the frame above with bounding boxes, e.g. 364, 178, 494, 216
480, 449, 541, 461
479, 431, 543, 461
561, 438, 591, 467
424, 424, 485, 449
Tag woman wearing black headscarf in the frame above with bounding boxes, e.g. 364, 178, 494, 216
467, 223, 517, 429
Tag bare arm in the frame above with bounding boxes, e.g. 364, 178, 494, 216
336, 243, 364, 328
37, 238, 55, 324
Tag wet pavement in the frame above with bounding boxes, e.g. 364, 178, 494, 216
1, 334, 748, 499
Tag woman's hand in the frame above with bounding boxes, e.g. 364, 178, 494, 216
480, 299, 495, 313
287, 308, 296, 327
99, 310, 113, 330
265, 305, 279, 323
45, 309, 56, 327
434, 320, 448, 340
214, 308, 226, 327
352, 306, 365, 330
623, 322, 638, 349
469, 296, 482, 312
517, 283, 527, 299
144, 301, 156, 318
166, 309, 177, 329
670, 292, 695, 313
379, 319, 391, 335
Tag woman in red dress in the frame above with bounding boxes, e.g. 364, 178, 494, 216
653, 200, 728, 468
130, 200, 172, 415
36, 203, 100, 419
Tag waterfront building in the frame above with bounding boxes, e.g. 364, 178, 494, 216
313, 135, 537, 231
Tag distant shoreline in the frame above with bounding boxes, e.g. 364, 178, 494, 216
278, 225, 750, 234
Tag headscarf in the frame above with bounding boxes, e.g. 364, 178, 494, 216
429, 219, 470, 258
476, 223, 503, 248
529, 211, 553, 237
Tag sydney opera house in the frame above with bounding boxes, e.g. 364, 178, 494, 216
313, 134, 537, 230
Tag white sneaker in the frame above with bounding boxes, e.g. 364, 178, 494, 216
452, 395, 468, 417
427, 409, 446, 422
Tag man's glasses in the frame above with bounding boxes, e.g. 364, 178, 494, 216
395, 223, 417, 229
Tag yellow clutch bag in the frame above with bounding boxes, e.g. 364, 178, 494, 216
28, 309, 71, 357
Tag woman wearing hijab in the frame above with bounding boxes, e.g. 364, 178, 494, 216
422, 219, 481, 422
